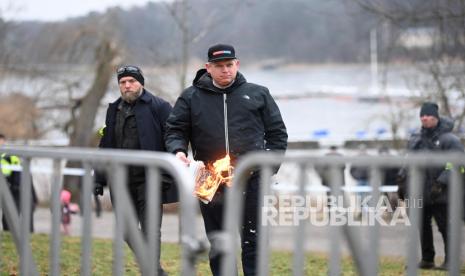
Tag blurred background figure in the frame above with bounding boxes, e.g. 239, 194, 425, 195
350, 144, 370, 215
316, 145, 345, 187
60, 189, 78, 235
315, 145, 346, 217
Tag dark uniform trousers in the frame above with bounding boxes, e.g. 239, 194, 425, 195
117, 181, 165, 274
200, 174, 259, 276
420, 203, 448, 263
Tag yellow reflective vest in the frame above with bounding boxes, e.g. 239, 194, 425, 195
1, 153, 20, 177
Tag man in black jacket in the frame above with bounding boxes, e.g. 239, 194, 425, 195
398, 102, 463, 270
94, 65, 177, 275
165, 44, 288, 276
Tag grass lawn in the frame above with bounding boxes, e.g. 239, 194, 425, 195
0, 232, 459, 275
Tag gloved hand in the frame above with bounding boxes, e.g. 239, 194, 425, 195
94, 183, 104, 196
430, 182, 443, 202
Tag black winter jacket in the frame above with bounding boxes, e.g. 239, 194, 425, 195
165, 69, 288, 165
402, 117, 464, 204
97, 89, 178, 204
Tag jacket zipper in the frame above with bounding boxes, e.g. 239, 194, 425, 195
223, 93, 230, 157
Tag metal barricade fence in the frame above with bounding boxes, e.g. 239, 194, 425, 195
220, 150, 464, 276
0, 146, 202, 276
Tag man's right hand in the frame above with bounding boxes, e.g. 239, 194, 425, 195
175, 151, 191, 166
94, 184, 104, 196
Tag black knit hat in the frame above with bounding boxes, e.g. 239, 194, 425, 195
116, 65, 145, 85
207, 44, 236, 62
420, 102, 439, 118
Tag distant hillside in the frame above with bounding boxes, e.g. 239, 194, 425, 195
3, 0, 378, 66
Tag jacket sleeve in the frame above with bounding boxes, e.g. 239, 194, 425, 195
164, 91, 191, 155
154, 99, 173, 152
94, 134, 108, 187
95, 109, 111, 187
436, 133, 464, 185
261, 88, 288, 151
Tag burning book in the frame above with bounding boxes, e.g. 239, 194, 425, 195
193, 154, 233, 203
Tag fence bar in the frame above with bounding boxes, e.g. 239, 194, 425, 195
111, 164, 126, 276
175, 162, 199, 276
80, 163, 93, 276
328, 165, 344, 276
0, 171, 2, 270
367, 166, 381, 276
50, 159, 62, 276
292, 163, 307, 276
19, 158, 34, 275
406, 166, 423, 276
448, 166, 463, 274
146, 166, 161, 275
256, 166, 272, 276
222, 168, 249, 276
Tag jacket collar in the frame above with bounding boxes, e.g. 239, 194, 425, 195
193, 69, 246, 94
138, 89, 151, 103
420, 116, 454, 139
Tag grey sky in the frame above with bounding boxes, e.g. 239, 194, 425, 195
1, 0, 158, 21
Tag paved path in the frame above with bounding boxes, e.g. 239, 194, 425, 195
33, 207, 465, 261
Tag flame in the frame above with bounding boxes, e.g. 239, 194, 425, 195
194, 154, 234, 202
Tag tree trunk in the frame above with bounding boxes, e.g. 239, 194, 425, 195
64, 39, 118, 203
69, 40, 118, 147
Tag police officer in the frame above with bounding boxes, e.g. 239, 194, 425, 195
398, 102, 464, 270
0, 134, 37, 232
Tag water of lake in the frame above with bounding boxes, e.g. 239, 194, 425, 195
241, 64, 420, 144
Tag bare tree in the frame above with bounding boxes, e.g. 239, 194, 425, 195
0, 3, 13, 67
68, 39, 118, 147
162, 0, 247, 92
0, 6, 47, 141
29, 12, 122, 147
355, 0, 465, 133
62, 37, 119, 203
0, 12, 121, 200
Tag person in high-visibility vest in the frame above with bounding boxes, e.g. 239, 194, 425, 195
0, 134, 37, 232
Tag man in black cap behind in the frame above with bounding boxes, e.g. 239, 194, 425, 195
398, 102, 463, 270
94, 65, 178, 275
165, 44, 288, 275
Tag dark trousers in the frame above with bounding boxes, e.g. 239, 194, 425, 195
199, 175, 259, 276
2, 191, 35, 232
420, 204, 448, 263
93, 193, 102, 218
113, 182, 166, 275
